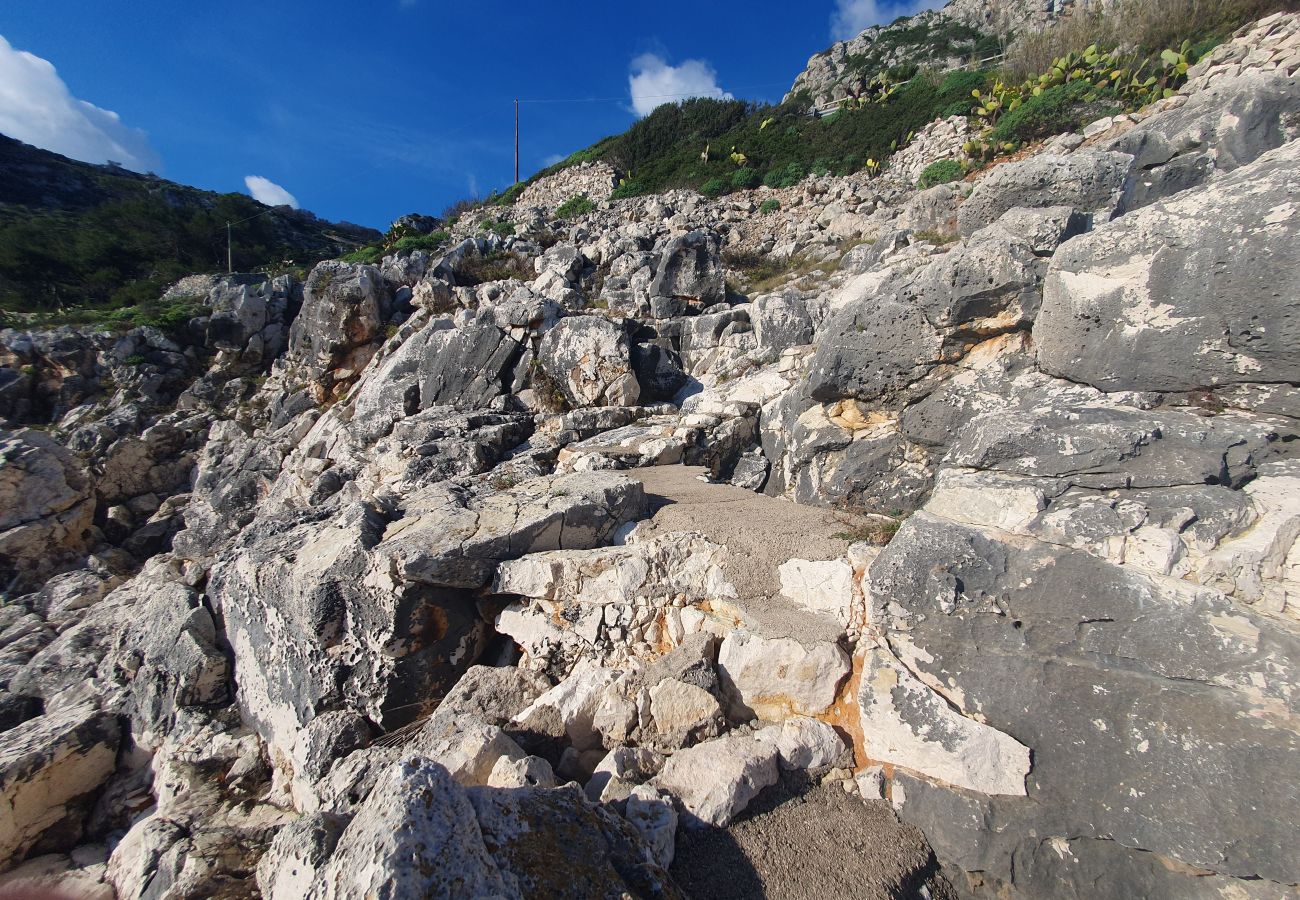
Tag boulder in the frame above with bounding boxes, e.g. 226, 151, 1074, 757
806, 227, 1040, 404
306, 758, 507, 899
956, 150, 1134, 235
1036, 141, 1300, 395
653, 731, 780, 827
0, 704, 120, 866
537, 316, 640, 407
649, 230, 724, 314
717, 630, 852, 721
287, 262, 389, 382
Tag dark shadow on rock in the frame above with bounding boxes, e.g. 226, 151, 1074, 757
671, 770, 954, 900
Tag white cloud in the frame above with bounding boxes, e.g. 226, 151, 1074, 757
542, 153, 566, 167
830, 0, 945, 41
628, 53, 733, 118
244, 175, 299, 208
0, 33, 160, 172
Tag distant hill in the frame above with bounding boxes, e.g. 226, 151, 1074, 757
0, 134, 380, 313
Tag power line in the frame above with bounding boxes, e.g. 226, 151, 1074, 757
517, 82, 793, 104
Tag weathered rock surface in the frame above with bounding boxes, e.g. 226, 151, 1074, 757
537, 315, 640, 407
1037, 140, 1300, 395
0, 704, 120, 866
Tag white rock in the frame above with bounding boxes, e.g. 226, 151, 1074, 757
648, 678, 723, 748
0, 704, 119, 863
487, 754, 557, 789
717, 630, 851, 721
778, 559, 856, 626
759, 716, 850, 770
653, 732, 779, 827
624, 785, 678, 869
511, 659, 617, 751
858, 647, 1030, 796
307, 758, 507, 898
856, 765, 885, 801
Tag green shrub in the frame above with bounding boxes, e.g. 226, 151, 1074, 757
555, 195, 596, 219
481, 219, 516, 238
759, 198, 781, 214
610, 180, 646, 200
341, 245, 383, 264
701, 177, 729, 198
917, 159, 964, 188
731, 168, 762, 190
988, 80, 1114, 145
389, 231, 450, 254
763, 162, 806, 189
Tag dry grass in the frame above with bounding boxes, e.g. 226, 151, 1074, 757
1003, 0, 1300, 80
723, 250, 830, 294
831, 512, 903, 546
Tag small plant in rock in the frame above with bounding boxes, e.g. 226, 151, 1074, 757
489, 472, 520, 491
556, 195, 596, 219
911, 228, 960, 245
832, 513, 903, 546
124, 353, 147, 366
759, 198, 781, 214
481, 219, 516, 238
917, 159, 965, 188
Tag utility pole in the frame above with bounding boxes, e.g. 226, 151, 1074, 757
514, 98, 520, 185
226, 221, 233, 274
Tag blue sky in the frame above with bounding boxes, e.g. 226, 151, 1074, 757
0, 0, 937, 229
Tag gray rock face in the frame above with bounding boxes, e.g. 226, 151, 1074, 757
806, 228, 1040, 404
537, 316, 640, 408
302, 756, 681, 900
0, 430, 95, 591
287, 262, 389, 390
1036, 141, 1300, 395
0, 703, 120, 865
752, 291, 815, 350
873, 511, 1300, 889
1097, 73, 1300, 211
209, 472, 646, 769
418, 322, 524, 410
204, 273, 295, 367
956, 151, 1134, 235
306, 758, 506, 899
649, 230, 724, 314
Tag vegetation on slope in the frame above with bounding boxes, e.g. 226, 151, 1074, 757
485, 0, 1295, 208
0, 135, 379, 321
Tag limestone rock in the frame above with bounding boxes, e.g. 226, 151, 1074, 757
1037, 141, 1300, 395
649, 230, 724, 314
717, 630, 851, 721
858, 646, 1030, 796
0, 430, 94, 591
0, 704, 120, 866
307, 758, 507, 899
653, 731, 780, 827
956, 150, 1134, 235
537, 316, 640, 407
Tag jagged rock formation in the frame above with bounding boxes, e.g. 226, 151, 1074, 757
1, 12, 1299, 900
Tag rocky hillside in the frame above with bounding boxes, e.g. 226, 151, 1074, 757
0, 8, 1299, 900
0, 134, 380, 315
